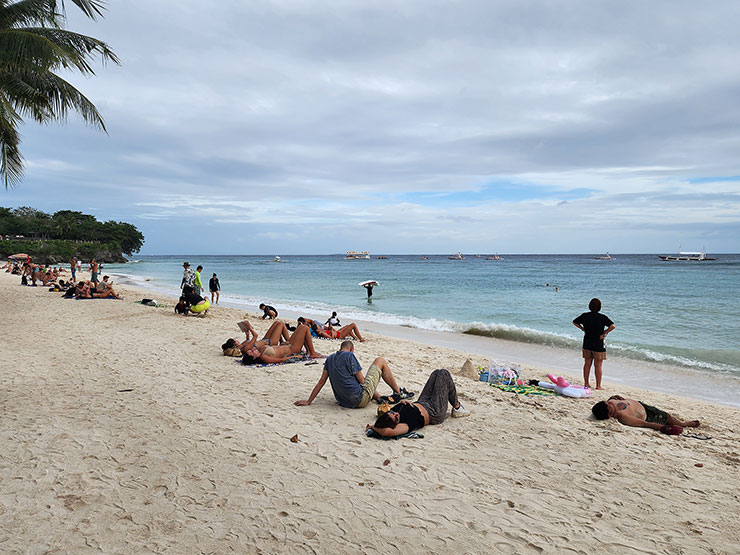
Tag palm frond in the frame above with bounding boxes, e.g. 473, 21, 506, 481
0, 94, 24, 188
0, 1, 59, 29
0, 27, 120, 74
0, 67, 105, 129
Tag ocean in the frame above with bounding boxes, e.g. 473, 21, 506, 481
106, 253, 740, 382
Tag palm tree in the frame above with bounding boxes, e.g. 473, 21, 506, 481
0, 0, 119, 188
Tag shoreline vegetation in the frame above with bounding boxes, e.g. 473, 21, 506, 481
0, 206, 143, 264
2, 269, 739, 552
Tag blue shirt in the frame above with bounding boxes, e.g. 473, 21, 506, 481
324, 350, 363, 408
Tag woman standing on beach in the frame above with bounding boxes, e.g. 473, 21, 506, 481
572, 298, 615, 390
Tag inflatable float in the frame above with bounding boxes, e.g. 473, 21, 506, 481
532, 374, 592, 398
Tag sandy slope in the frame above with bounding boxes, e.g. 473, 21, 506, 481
0, 271, 738, 554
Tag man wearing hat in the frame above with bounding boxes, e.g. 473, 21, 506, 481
181, 261, 195, 290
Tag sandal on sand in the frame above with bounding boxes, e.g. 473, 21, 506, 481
399, 387, 415, 400
377, 388, 415, 404
685, 433, 712, 440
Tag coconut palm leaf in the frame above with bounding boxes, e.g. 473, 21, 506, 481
0, 0, 118, 188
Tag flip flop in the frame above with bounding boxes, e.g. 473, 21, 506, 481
377, 393, 401, 404
399, 387, 415, 400
685, 433, 712, 440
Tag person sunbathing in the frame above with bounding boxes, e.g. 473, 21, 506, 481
591, 395, 700, 434
241, 323, 323, 364
315, 322, 366, 342
368, 369, 470, 437
75, 281, 92, 298
222, 319, 292, 356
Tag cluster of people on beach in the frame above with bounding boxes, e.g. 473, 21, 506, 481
176, 261, 219, 315
217, 296, 701, 438
4, 256, 121, 299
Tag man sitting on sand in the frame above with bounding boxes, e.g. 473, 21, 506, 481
295, 341, 413, 408
592, 395, 700, 434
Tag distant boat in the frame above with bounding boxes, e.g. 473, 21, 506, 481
273, 255, 282, 262
376, 256, 388, 259
595, 252, 615, 260
448, 252, 465, 260
659, 249, 716, 261
485, 253, 503, 261
420, 256, 429, 260
345, 251, 370, 260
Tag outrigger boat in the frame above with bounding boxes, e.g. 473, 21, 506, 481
485, 253, 503, 260
594, 252, 615, 260
345, 251, 370, 260
448, 252, 465, 260
659, 250, 716, 261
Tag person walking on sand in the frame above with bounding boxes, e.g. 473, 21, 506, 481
573, 298, 615, 390
70, 257, 77, 281
591, 395, 700, 435
209, 273, 220, 304
294, 341, 413, 408
193, 265, 205, 297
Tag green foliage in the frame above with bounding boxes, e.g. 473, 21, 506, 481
0, 0, 120, 188
0, 206, 144, 260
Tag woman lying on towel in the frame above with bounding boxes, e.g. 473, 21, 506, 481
315, 322, 366, 342
222, 319, 292, 356
368, 369, 470, 437
240, 323, 324, 364
299, 318, 366, 342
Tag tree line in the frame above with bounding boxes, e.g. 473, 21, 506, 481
0, 206, 144, 259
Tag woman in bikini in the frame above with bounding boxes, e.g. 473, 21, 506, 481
368, 369, 470, 437
314, 322, 366, 342
222, 319, 292, 356
241, 323, 324, 364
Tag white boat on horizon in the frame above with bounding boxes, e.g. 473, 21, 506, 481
448, 252, 465, 260
273, 255, 282, 262
345, 251, 370, 260
595, 252, 615, 260
485, 253, 503, 260
659, 249, 716, 261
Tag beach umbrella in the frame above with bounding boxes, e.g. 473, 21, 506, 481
8, 253, 29, 260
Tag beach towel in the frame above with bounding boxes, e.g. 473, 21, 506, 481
237, 353, 311, 368
490, 383, 558, 396
365, 429, 424, 440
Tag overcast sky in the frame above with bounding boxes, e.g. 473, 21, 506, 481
4, 0, 740, 254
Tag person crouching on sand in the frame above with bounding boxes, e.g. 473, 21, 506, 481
592, 395, 700, 435
368, 369, 470, 437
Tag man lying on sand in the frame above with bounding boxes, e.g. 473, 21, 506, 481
592, 395, 700, 434
294, 340, 413, 408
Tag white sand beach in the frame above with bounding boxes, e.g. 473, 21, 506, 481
1, 270, 739, 553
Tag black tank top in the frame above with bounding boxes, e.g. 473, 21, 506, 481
391, 403, 425, 431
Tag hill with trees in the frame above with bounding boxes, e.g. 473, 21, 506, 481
0, 207, 144, 263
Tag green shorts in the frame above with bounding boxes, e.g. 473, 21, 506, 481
640, 402, 669, 425
357, 364, 382, 408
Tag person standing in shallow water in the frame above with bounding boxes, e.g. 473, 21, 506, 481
572, 298, 615, 390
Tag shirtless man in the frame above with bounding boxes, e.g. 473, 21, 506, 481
592, 395, 700, 434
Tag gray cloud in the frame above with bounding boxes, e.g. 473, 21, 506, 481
4, 0, 739, 254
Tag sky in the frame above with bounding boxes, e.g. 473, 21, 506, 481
3, 0, 740, 255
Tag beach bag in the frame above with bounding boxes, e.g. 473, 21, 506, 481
485, 360, 523, 385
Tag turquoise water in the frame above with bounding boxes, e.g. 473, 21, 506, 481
106, 254, 740, 378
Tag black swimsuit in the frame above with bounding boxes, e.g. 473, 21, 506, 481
391, 403, 425, 431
